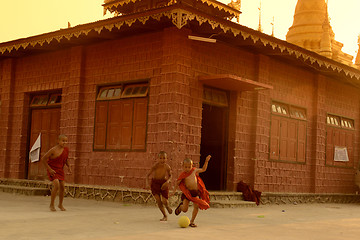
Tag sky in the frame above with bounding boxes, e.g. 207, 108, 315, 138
0, 0, 359, 57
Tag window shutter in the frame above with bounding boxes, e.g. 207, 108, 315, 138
345, 132, 354, 167
270, 116, 280, 160
287, 119, 297, 162
131, 98, 148, 150
107, 100, 133, 150
326, 128, 334, 165
94, 102, 108, 149
297, 121, 306, 163
279, 119, 288, 161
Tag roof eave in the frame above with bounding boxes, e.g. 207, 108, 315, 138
0, 3, 359, 85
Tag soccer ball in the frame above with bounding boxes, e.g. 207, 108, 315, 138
178, 216, 190, 228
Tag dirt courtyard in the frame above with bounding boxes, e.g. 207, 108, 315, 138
1, 191, 360, 240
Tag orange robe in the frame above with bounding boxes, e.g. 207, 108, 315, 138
177, 167, 210, 210
47, 147, 69, 181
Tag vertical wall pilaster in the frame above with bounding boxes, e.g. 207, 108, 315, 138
150, 27, 194, 177
252, 54, 271, 190
311, 74, 327, 193
61, 46, 85, 184
0, 59, 15, 178
227, 91, 237, 190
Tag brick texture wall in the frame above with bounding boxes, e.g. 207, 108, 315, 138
265, 60, 316, 193
322, 77, 359, 193
0, 26, 359, 193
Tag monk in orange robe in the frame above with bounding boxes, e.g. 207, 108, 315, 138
41, 135, 71, 211
175, 155, 211, 227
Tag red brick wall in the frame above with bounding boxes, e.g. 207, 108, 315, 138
0, 51, 71, 179
0, 61, 3, 177
188, 36, 360, 194
321, 78, 359, 193
0, 26, 359, 193
0, 59, 13, 178
190, 39, 258, 190
265, 60, 315, 193
67, 28, 199, 187
74, 31, 164, 187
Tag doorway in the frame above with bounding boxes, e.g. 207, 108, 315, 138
200, 102, 228, 191
27, 93, 61, 180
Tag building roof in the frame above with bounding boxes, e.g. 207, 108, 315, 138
1, 1, 360, 87
102, 0, 241, 20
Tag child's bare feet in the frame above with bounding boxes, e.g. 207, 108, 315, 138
160, 216, 167, 221
189, 222, 197, 227
58, 205, 66, 211
49, 205, 56, 212
175, 203, 182, 215
166, 206, 172, 214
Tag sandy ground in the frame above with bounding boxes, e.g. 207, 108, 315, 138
1, 192, 360, 240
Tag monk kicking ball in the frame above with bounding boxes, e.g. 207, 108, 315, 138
174, 155, 211, 227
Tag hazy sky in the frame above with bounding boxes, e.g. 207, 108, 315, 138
0, 0, 359, 57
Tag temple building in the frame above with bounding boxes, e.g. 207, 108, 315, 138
1, 0, 360, 195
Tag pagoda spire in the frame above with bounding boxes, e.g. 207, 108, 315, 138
319, 1, 332, 58
257, 0, 262, 32
355, 35, 360, 68
286, 0, 329, 51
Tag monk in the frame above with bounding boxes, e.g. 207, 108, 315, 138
41, 134, 71, 211
146, 151, 173, 221
175, 155, 211, 227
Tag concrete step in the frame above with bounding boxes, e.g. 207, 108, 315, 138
209, 191, 244, 201
0, 184, 50, 196
210, 200, 257, 208
0, 178, 260, 207
0, 178, 50, 188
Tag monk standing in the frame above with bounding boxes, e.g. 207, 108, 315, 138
41, 134, 71, 211
146, 151, 173, 221
175, 155, 211, 227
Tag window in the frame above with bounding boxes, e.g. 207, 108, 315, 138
30, 93, 61, 107
290, 107, 306, 120
48, 94, 62, 105
122, 84, 149, 98
270, 101, 306, 163
94, 83, 148, 151
203, 87, 228, 107
326, 114, 354, 168
271, 102, 288, 116
30, 95, 48, 106
97, 86, 122, 100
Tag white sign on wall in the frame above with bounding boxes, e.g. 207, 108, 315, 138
334, 146, 349, 162
29, 133, 41, 163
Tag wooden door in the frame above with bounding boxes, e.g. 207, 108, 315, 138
28, 108, 60, 180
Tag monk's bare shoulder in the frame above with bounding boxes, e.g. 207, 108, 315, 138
165, 163, 171, 170
44, 146, 57, 158
151, 162, 160, 169
195, 168, 202, 175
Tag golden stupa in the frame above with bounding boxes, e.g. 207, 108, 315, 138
286, 0, 355, 66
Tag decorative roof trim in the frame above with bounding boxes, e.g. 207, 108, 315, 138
103, 0, 240, 18
198, 0, 240, 16
0, 5, 359, 80
103, 0, 138, 14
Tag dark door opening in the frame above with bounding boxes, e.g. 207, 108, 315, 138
200, 103, 228, 191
